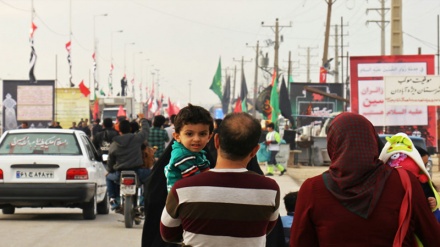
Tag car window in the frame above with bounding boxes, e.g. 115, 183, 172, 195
0, 132, 81, 155
81, 135, 100, 161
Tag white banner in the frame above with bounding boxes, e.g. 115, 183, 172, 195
384, 75, 440, 105
358, 80, 427, 126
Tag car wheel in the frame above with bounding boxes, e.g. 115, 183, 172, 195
2, 206, 15, 214
97, 192, 109, 215
83, 192, 97, 220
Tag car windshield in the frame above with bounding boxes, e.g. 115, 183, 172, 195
0, 133, 81, 155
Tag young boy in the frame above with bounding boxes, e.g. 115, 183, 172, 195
164, 104, 214, 192
265, 122, 286, 176
281, 191, 298, 247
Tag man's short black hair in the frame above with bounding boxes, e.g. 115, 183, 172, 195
153, 115, 166, 128
283, 191, 298, 213
130, 120, 139, 133
218, 112, 261, 160
174, 104, 214, 134
103, 118, 113, 128
119, 120, 131, 134
169, 114, 177, 124
267, 122, 275, 129
415, 145, 429, 157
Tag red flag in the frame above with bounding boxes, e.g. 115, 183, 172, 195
30, 22, 37, 37
233, 98, 242, 113
270, 69, 277, 86
93, 98, 100, 120
117, 105, 126, 117
78, 80, 90, 97
319, 67, 327, 83
65, 41, 71, 52
167, 98, 181, 116
172, 103, 180, 115
92, 52, 96, 60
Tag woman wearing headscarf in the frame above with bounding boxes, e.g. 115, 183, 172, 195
290, 112, 440, 247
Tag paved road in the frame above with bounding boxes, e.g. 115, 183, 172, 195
0, 170, 301, 247
0, 208, 142, 247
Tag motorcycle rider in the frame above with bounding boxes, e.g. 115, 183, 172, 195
92, 118, 119, 156
106, 118, 150, 210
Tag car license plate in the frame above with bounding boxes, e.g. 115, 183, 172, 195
16, 171, 54, 179
121, 185, 136, 195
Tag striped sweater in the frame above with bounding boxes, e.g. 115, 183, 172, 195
160, 168, 280, 247
164, 141, 210, 192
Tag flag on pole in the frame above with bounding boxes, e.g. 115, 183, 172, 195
240, 72, 248, 113
221, 75, 231, 115
233, 96, 242, 113
93, 92, 100, 120
108, 63, 114, 95
66, 41, 74, 87
279, 77, 294, 124
209, 58, 222, 101
319, 66, 327, 83
79, 80, 90, 97
167, 97, 180, 116
92, 53, 98, 90
270, 72, 280, 125
29, 22, 37, 84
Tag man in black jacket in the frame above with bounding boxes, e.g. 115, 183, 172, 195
106, 118, 150, 210
92, 118, 119, 155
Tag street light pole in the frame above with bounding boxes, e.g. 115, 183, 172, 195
132, 51, 143, 99
124, 42, 135, 75
93, 13, 107, 92
109, 29, 123, 95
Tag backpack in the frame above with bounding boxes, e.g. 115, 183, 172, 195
100, 131, 112, 152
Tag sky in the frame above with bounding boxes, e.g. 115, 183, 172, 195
1, 0, 440, 108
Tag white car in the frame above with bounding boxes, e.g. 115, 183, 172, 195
0, 128, 109, 220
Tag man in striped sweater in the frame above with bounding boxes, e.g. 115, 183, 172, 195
160, 112, 280, 247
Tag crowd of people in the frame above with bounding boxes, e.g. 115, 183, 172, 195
16, 107, 440, 247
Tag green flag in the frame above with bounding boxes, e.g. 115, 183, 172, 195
270, 75, 280, 125
240, 72, 248, 113
210, 58, 222, 101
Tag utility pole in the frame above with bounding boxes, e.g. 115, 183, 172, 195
283, 52, 299, 91
233, 57, 252, 100
322, 0, 337, 67
262, 18, 292, 76
366, 0, 389, 55
390, 0, 403, 55
329, 22, 348, 83
340, 17, 349, 85
299, 46, 318, 82
247, 41, 261, 117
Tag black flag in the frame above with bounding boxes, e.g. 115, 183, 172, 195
29, 22, 37, 83
279, 77, 294, 124
221, 75, 231, 114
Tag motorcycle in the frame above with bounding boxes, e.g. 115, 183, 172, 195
102, 154, 144, 228
119, 170, 144, 228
